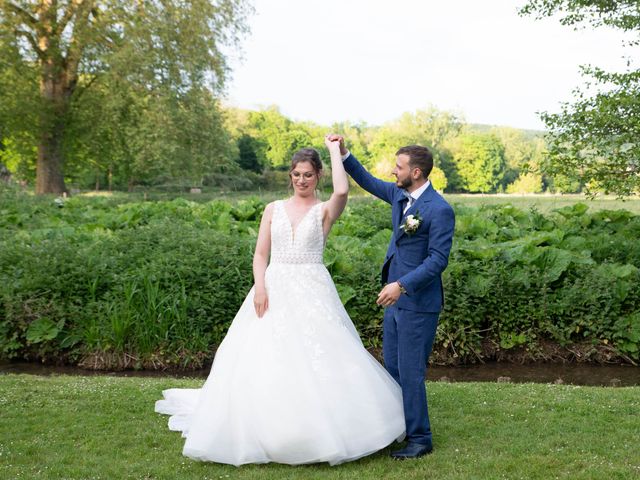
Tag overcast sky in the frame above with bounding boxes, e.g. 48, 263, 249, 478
224, 0, 636, 130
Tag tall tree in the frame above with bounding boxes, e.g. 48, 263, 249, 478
244, 107, 316, 169
395, 106, 464, 149
490, 126, 546, 190
520, 0, 640, 196
236, 134, 263, 173
450, 133, 506, 193
330, 121, 371, 166
0, 0, 250, 193
368, 107, 463, 189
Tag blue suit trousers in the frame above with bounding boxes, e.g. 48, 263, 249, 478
383, 306, 439, 447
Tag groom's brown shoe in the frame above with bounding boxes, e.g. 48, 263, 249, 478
390, 442, 433, 459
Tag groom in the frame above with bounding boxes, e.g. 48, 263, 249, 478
332, 136, 455, 459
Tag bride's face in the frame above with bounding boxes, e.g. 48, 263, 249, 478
290, 161, 319, 196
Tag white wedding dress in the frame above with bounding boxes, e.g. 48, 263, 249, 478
155, 200, 405, 466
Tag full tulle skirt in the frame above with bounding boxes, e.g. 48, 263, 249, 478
155, 263, 405, 466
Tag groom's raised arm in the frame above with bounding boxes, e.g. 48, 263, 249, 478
343, 153, 397, 205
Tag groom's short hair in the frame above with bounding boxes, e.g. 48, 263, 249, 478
396, 145, 433, 179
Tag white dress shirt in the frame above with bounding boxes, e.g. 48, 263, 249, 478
404, 180, 430, 214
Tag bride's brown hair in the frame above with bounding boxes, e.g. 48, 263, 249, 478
289, 148, 323, 175
288, 148, 323, 191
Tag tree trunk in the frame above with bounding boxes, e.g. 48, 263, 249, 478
0, 161, 11, 182
36, 99, 68, 194
35, 48, 73, 193
34, 0, 85, 195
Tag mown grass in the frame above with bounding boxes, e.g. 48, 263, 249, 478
444, 193, 640, 214
12, 181, 640, 214
87, 191, 640, 215
1, 374, 638, 479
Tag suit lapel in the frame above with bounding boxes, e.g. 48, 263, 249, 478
394, 194, 406, 232
395, 183, 435, 242
392, 193, 409, 243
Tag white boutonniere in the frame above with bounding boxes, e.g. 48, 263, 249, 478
400, 211, 422, 235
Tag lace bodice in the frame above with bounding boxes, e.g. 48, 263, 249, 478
270, 200, 324, 264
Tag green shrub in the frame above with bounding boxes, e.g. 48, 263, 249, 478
2, 191, 639, 368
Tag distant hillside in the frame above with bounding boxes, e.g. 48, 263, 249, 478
468, 123, 545, 139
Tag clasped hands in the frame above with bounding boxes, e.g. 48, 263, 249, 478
325, 134, 348, 156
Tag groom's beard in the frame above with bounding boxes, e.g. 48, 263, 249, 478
397, 176, 413, 190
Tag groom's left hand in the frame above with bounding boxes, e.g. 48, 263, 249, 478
376, 282, 402, 307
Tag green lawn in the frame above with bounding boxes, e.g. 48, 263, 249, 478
73, 189, 640, 214
443, 193, 640, 214
1, 375, 638, 479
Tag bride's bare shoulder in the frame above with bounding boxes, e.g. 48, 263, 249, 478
260, 201, 278, 221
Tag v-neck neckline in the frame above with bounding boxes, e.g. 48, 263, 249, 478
281, 200, 321, 240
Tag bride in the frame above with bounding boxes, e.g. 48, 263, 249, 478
155, 136, 405, 466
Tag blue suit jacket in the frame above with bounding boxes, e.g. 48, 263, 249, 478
343, 154, 455, 313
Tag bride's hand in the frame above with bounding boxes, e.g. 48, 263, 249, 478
254, 288, 269, 318
324, 134, 342, 151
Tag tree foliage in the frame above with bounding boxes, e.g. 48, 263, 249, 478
520, 0, 640, 196
224, 106, 329, 170
520, 0, 640, 32
506, 172, 543, 194
490, 127, 546, 189
0, 0, 251, 192
538, 68, 640, 196
367, 106, 463, 186
0, 25, 38, 179
451, 133, 507, 193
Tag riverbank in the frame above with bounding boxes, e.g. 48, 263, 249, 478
2, 360, 639, 386
1, 374, 638, 479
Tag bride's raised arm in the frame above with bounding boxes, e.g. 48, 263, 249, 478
322, 135, 349, 231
